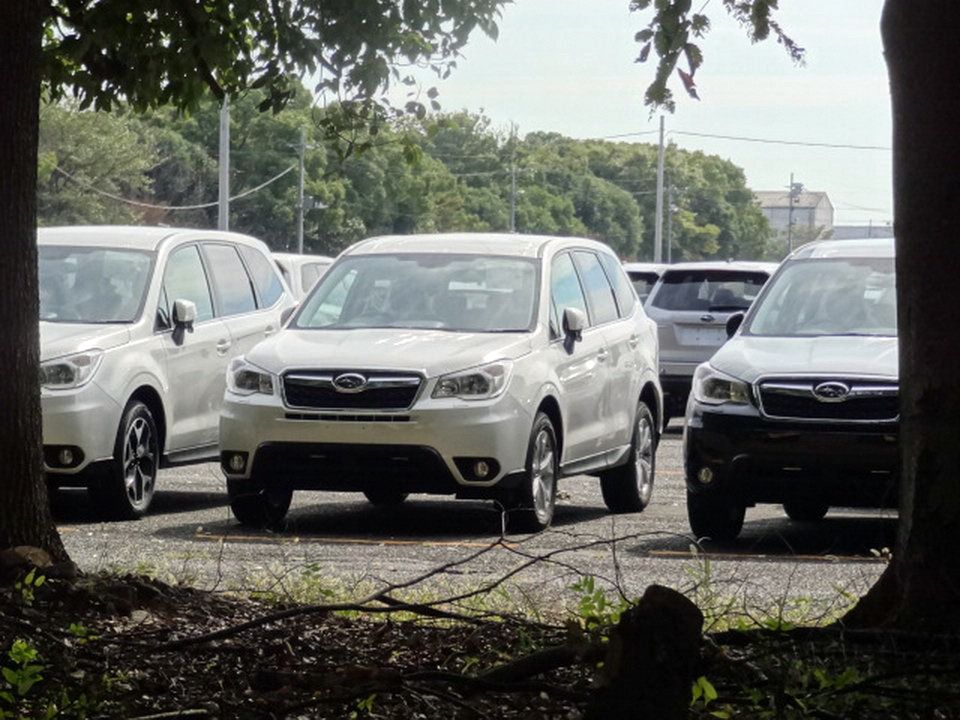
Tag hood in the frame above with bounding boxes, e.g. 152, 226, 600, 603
40, 322, 132, 362
710, 334, 899, 383
247, 328, 535, 378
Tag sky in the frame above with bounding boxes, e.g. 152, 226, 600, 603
388, 0, 892, 227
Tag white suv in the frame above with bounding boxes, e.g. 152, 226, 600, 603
40, 226, 294, 518
219, 233, 663, 532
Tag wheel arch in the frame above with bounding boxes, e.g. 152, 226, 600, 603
639, 380, 663, 436
127, 385, 167, 456
535, 394, 564, 461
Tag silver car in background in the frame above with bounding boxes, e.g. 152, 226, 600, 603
644, 261, 778, 423
40, 226, 294, 518
272, 252, 334, 300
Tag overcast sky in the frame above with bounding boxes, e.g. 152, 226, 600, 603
389, 0, 891, 227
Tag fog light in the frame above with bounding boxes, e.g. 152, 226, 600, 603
58, 448, 75, 467
474, 460, 490, 479
228, 454, 246, 472
698, 467, 714, 485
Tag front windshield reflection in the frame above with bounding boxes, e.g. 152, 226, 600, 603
747, 257, 896, 337
40, 246, 153, 324
296, 254, 539, 333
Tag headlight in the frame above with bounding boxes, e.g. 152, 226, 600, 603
432, 360, 513, 401
692, 364, 751, 405
40, 350, 104, 390
227, 357, 275, 396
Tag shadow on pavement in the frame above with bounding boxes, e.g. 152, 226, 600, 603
632, 511, 897, 561
51, 488, 229, 524
153, 494, 611, 543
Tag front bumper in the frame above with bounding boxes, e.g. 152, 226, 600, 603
219, 389, 533, 494
684, 401, 899, 508
41, 381, 122, 476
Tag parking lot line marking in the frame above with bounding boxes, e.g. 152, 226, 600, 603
192, 530, 515, 549
646, 549, 888, 563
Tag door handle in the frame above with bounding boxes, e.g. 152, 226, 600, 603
596, 348, 609, 362
264, 326, 276, 337
216, 339, 232, 356
628, 335, 641, 348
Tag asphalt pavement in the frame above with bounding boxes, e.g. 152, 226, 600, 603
54, 425, 894, 619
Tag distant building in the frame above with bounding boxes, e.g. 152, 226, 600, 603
830, 223, 894, 240
754, 190, 834, 237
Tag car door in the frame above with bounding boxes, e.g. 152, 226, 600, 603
202, 242, 278, 358
570, 250, 624, 454
596, 251, 644, 449
547, 251, 612, 464
158, 244, 231, 453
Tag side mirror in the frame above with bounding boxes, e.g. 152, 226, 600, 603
280, 305, 297, 326
726, 312, 745, 339
172, 299, 197, 330
563, 307, 588, 342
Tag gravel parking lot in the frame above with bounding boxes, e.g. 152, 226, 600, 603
53, 426, 894, 617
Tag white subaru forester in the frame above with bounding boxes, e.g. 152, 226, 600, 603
219, 233, 662, 532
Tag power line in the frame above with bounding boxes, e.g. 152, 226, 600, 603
670, 130, 891, 152
54, 164, 297, 211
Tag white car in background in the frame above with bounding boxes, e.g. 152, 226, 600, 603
272, 252, 334, 300
622, 262, 666, 304
39, 226, 295, 518
220, 233, 663, 532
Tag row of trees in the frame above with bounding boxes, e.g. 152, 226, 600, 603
38, 91, 772, 261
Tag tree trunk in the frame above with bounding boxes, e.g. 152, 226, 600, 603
0, 1, 68, 561
845, 0, 960, 632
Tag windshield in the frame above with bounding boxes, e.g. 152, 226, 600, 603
746, 257, 896, 337
296, 254, 539, 332
650, 269, 769, 312
39, 246, 154, 323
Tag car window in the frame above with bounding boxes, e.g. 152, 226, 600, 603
572, 251, 619, 325
627, 271, 659, 302
162, 245, 214, 323
296, 254, 538, 332
39, 246, 153, 324
650, 270, 769, 312
747, 257, 896, 337
301, 262, 329, 293
239, 246, 284, 308
599, 253, 636, 317
204, 243, 257, 316
550, 253, 589, 328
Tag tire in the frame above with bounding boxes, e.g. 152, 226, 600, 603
600, 401, 657, 513
686, 490, 745, 542
88, 401, 159, 520
783, 499, 829, 522
363, 487, 409, 507
228, 478, 292, 529
507, 412, 558, 533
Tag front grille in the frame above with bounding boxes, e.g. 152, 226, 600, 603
282, 370, 422, 410
758, 378, 899, 422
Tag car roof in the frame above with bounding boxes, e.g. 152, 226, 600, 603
623, 262, 666, 273
659, 260, 780, 274
788, 237, 895, 260
272, 252, 335, 263
38, 225, 267, 252
344, 232, 613, 259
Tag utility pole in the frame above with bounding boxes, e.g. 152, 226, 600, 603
217, 97, 230, 231
296, 126, 306, 254
787, 173, 803, 254
509, 123, 517, 233
666, 183, 674, 264
654, 115, 665, 262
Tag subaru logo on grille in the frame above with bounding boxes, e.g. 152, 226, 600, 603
813, 381, 851, 403
333, 373, 368, 393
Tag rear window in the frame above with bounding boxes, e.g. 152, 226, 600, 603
627, 271, 659, 302
650, 270, 769, 312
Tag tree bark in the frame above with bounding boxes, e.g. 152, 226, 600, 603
845, 0, 960, 632
0, 0, 68, 561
